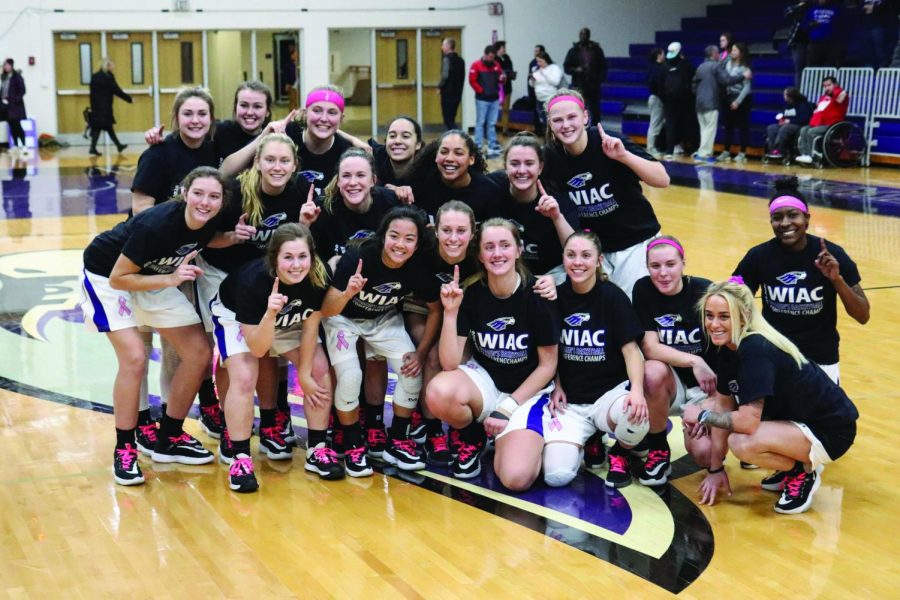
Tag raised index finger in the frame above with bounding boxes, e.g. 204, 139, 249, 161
283, 108, 298, 124
596, 122, 606, 138
306, 183, 315, 203
238, 212, 248, 225
272, 277, 280, 294
820, 237, 828, 253
157, 125, 165, 136
537, 179, 547, 198
355, 259, 363, 275
453, 264, 459, 285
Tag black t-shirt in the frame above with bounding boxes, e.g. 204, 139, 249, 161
311, 186, 399, 261
410, 170, 501, 223
83, 201, 220, 277
632, 275, 714, 388
734, 235, 861, 364
489, 172, 580, 275
369, 139, 414, 187
457, 276, 560, 394
219, 257, 328, 329
203, 176, 312, 272
556, 278, 644, 404
131, 134, 218, 206
286, 123, 352, 195
715, 335, 858, 429
331, 242, 437, 320
213, 120, 257, 163
542, 128, 660, 252
421, 248, 480, 299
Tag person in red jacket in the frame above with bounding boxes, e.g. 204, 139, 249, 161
795, 76, 848, 164
469, 45, 506, 158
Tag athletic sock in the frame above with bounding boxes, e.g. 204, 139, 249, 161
609, 441, 628, 457
259, 408, 277, 429
197, 378, 218, 408
276, 378, 290, 412
646, 430, 670, 451
231, 437, 251, 456
158, 414, 185, 441
425, 418, 443, 436
308, 429, 327, 449
364, 403, 384, 428
137, 409, 153, 426
389, 416, 411, 439
459, 421, 485, 445
116, 427, 136, 448
343, 421, 364, 448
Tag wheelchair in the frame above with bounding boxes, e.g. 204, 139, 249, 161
810, 121, 867, 168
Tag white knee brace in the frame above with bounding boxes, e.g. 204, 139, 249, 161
610, 396, 650, 447
332, 359, 363, 412
386, 356, 422, 410
542, 443, 583, 488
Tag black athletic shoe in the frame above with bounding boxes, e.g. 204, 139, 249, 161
761, 470, 790, 492
344, 445, 374, 477
116, 144, 128, 153
113, 444, 145, 486
228, 454, 259, 493
451, 441, 484, 479
135, 421, 159, 456
199, 404, 224, 440
218, 429, 234, 465
424, 433, 453, 466
637, 449, 671, 487
276, 409, 297, 447
305, 443, 345, 480
605, 453, 632, 488
89, 148, 101, 156
775, 466, 822, 514
584, 433, 607, 469
366, 424, 388, 459
152, 432, 214, 465
409, 410, 427, 444
259, 425, 293, 460
384, 437, 426, 471
448, 427, 463, 459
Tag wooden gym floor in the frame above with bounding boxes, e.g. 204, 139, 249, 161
1, 145, 899, 598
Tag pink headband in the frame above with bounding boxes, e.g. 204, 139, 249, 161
547, 95, 585, 111
646, 238, 684, 258
728, 275, 745, 285
769, 195, 808, 214
305, 90, 345, 112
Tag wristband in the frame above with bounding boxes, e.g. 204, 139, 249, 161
698, 409, 711, 425
488, 411, 510, 421
495, 394, 520, 418
707, 466, 725, 474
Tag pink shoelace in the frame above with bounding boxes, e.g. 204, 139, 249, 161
456, 442, 480, 463
785, 471, 808, 497
201, 404, 223, 426
138, 423, 157, 442
392, 438, 418, 454
312, 447, 338, 464
428, 434, 449, 452
260, 426, 286, 445
643, 449, 669, 469
116, 444, 138, 469
230, 456, 254, 477
346, 446, 367, 463
608, 454, 628, 474
169, 432, 195, 445
368, 427, 387, 445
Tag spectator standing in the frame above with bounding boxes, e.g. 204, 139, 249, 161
859, 0, 890, 68
786, 2, 810, 86
1, 58, 27, 156
766, 87, 812, 159
796, 76, 848, 164
88, 58, 133, 156
530, 51, 564, 135
282, 45, 299, 110
527, 44, 545, 129
439, 38, 465, 130
717, 42, 753, 163
804, 0, 844, 67
495, 41, 515, 135
692, 46, 723, 162
563, 28, 608, 124
655, 42, 695, 160
468, 44, 506, 158
646, 48, 666, 158
718, 32, 734, 62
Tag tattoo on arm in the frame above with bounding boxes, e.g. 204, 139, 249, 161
851, 283, 868, 301
705, 411, 734, 432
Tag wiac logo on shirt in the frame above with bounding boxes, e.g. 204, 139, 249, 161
276, 299, 313, 327
654, 313, 683, 327
176, 243, 198, 256
435, 271, 454, 283
566, 172, 593, 189
372, 282, 402, 294
563, 313, 590, 327
354, 281, 403, 312
508, 219, 525, 233
776, 271, 807, 285
486, 316, 516, 331
349, 229, 374, 241
299, 170, 324, 183
262, 212, 288, 228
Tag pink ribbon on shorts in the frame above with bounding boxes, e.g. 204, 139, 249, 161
117, 297, 132, 317
336, 330, 349, 351
236, 328, 244, 342
549, 417, 562, 432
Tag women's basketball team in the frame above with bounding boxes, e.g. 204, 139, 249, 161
79, 81, 868, 515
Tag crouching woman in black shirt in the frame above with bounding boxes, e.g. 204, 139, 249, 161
682, 279, 858, 515
80, 167, 236, 486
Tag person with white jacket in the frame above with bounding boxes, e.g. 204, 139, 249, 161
530, 51, 564, 134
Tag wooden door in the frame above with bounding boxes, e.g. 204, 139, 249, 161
104, 32, 154, 133
421, 28, 461, 131
55, 32, 101, 134
157, 31, 203, 119
375, 29, 417, 132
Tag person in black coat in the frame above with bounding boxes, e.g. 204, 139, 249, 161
438, 38, 465, 130
563, 28, 608, 124
1, 58, 27, 151
89, 58, 133, 155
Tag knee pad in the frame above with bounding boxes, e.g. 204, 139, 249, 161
542, 443, 583, 488
391, 372, 422, 410
611, 397, 650, 447
332, 360, 363, 412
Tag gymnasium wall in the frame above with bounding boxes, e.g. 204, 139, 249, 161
0, 0, 723, 136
